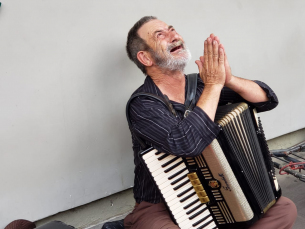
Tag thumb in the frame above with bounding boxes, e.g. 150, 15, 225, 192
195, 60, 203, 72
224, 52, 229, 67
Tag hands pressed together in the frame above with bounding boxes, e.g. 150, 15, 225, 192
195, 34, 232, 88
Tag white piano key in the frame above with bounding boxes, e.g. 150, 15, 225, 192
191, 216, 215, 229
174, 180, 193, 192
170, 194, 198, 211
162, 182, 193, 200
151, 163, 186, 179
179, 208, 211, 228
154, 169, 189, 187
145, 155, 174, 169
159, 175, 188, 191
169, 197, 198, 218
146, 156, 182, 173
171, 195, 198, 214
175, 212, 190, 225
172, 176, 189, 189
154, 164, 187, 183
144, 153, 165, 164
142, 149, 159, 160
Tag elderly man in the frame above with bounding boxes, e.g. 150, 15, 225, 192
124, 16, 297, 229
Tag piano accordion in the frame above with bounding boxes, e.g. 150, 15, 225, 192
140, 103, 281, 229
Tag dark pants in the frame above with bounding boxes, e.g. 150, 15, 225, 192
124, 197, 297, 229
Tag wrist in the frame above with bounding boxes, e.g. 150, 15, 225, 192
225, 74, 236, 88
204, 83, 223, 92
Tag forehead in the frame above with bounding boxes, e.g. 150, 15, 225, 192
138, 19, 169, 41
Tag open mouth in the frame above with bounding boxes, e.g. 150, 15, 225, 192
170, 45, 182, 53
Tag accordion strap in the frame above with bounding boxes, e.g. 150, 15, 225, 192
184, 73, 198, 117
126, 73, 198, 149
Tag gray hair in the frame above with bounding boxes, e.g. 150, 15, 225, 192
126, 16, 157, 74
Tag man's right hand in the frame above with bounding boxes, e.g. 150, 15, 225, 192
194, 37, 226, 121
195, 37, 226, 88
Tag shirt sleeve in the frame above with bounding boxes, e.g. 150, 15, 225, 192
129, 97, 220, 157
218, 80, 279, 112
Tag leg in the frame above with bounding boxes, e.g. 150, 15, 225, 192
124, 202, 179, 229
249, 196, 297, 229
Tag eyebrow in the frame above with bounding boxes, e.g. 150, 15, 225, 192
153, 25, 175, 35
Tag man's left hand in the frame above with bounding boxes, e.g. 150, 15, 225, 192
209, 34, 233, 86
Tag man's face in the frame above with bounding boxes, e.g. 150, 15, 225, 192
138, 19, 191, 71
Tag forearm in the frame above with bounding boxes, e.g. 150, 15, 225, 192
196, 84, 223, 121
225, 75, 269, 103
130, 97, 220, 157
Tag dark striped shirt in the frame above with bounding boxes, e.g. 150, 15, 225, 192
128, 74, 278, 204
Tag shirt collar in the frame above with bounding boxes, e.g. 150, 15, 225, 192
142, 76, 164, 96
142, 75, 188, 97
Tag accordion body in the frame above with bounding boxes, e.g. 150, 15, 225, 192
141, 103, 281, 229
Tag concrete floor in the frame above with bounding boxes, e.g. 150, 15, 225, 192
273, 154, 305, 229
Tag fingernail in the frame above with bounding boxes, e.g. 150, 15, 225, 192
213, 40, 217, 45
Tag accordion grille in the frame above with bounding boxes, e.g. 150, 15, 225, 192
215, 103, 275, 213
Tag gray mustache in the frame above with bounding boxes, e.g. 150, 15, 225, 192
167, 40, 184, 52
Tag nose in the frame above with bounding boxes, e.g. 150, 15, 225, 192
169, 30, 180, 43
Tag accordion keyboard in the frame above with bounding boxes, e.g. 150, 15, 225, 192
142, 149, 217, 229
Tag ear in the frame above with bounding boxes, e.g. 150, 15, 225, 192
137, 51, 153, 67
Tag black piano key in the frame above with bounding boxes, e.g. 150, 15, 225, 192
197, 219, 214, 229
158, 153, 169, 160
193, 214, 210, 227
173, 180, 189, 191
170, 174, 187, 185
155, 151, 162, 155
164, 160, 184, 173
161, 156, 180, 168
180, 192, 196, 202
183, 199, 199, 209
168, 167, 187, 180
186, 203, 205, 215
189, 207, 206, 220
177, 187, 192, 198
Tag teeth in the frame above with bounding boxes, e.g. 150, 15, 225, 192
171, 46, 181, 52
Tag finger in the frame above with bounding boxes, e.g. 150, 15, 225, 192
199, 55, 204, 63
219, 48, 225, 67
210, 33, 215, 40
213, 40, 219, 68
219, 43, 225, 52
207, 37, 213, 71
214, 36, 220, 44
224, 51, 230, 68
203, 40, 209, 70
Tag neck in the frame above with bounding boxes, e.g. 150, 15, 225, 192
147, 67, 186, 104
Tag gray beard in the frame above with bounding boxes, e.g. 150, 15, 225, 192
150, 44, 192, 72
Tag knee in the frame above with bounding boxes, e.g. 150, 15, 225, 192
279, 197, 297, 224
286, 198, 297, 218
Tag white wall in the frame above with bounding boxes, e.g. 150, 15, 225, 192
1, 0, 305, 227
